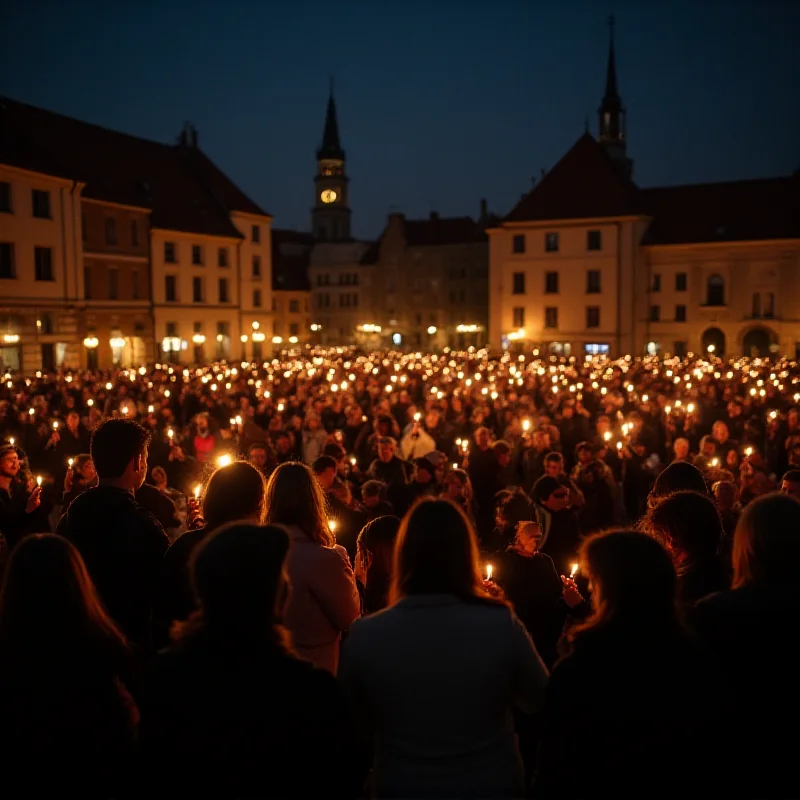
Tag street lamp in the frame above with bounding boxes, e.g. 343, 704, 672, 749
427, 326, 437, 335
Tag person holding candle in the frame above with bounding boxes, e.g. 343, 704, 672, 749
0, 443, 45, 561
61, 453, 97, 511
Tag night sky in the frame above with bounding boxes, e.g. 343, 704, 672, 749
3, 0, 798, 240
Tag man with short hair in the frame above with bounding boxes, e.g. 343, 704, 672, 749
780, 469, 800, 501
57, 419, 169, 646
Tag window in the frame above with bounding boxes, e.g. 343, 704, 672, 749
584, 343, 610, 355
192, 277, 204, 302
252, 255, 261, 278
512, 307, 525, 328
130, 221, 139, 247
545, 232, 559, 252
32, 189, 51, 219
545, 307, 558, 329
83, 265, 92, 299
649, 305, 661, 322
587, 270, 601, 293
587, 230, 602, 251
132, 270, 140, 300
512, 234, 526, 254
106, 268, 117, 299
219, 278, 229, 303
0, 182, 11, 213
675, 304, 686, 322
166, 321, 178, 337
105, 218, 117, 245
586, 306, 600, 328
191, 245, 203, 266
764, 292, 775, 318
34, 247, 53, 281
252, 224, 260, 243
674, 341, 688, 358
512, 272, 525, 294
253, 289, 262, 308
289, 323, 299, 336
706, 274, 725, 306
545, 271, 559, 294
675, 272, 687, 292
0, 243, 15, 278
289, 299, 300, 313
651, 273, 661, 292
165, 275, 177, 302
218, 247, 228, 267
164, 242, 176, 263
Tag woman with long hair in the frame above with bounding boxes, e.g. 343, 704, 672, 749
141, 522, 360, 797
646, 460, 709, 511
152, 460, 266, 649
264, 461, 360, 673
339, 497, 548, 799
642, 490, 729, 607
0, 534, 137, 793
691, 493, 800, 797
536, 530, 725, 798
354, 515, 401, 615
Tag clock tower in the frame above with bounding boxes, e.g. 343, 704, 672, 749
313, 84, 351, 241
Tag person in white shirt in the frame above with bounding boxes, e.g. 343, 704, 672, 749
339, 497, 548, 799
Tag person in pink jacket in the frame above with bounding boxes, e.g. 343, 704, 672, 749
264, 462, 360, 673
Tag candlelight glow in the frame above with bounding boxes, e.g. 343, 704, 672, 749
570, 562, 579, 579
217, 454, 233, 468
193, 485, 201, 500
485, 564, 493, 582
36, 476, 42, 486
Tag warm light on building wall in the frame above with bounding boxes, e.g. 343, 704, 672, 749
272, 336, 283, 344
358, 324, 382, 333
289, 336, 299, 343
162, 336, 181, 351
427, 326, 437, 335
192, 334, 206, 344
109, 337, 127, 348
3, 334, 20, 344
252, 332, 265, 342
240, 334, 249, 343
251, 321, 260, 330
507, 328, 526, 341
83, 336, 99, 349
456, 324, 480, 333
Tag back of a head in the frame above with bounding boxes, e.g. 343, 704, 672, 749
646, 490, 723, 560
651, 461, 708, 502
500, 488, 534, 526
0, 534, 124, 657
359, 515, 401, 579
581, 529, 678, 627
90, 418, 149, 480
190, 522, 290, 638
391, 498, 491, 603
733, 493, 800, 588
264, 462, 332, 546
202, 461, 266, 530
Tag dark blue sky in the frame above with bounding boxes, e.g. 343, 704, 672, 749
3, 0, 798, 239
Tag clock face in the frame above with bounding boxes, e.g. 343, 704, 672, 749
320, 189, 338, 204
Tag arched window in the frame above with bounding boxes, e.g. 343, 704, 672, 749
706, 275, 725, 306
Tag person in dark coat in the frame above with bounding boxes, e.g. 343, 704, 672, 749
690, 493, 800, 798
140, 522, 361, 798
152, 460, 267, 650
531, 476, 582, 576
0, 444, 44, 558
536, 530, 727, 798
57, 420, 169, 649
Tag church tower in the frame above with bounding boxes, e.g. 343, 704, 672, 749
598, 16, 633, 177
312, 83, 351, 241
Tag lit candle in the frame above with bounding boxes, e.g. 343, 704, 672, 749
745, 446, 753, 457
67, 458, 73, 468
603, 431, 612, 442
522, 419, 531, 432
193, 484, 201, 500
413, 412, 421, 422
711, 457, 719, 467
485, 564, 493, 582
148, 405, 155, 414
28, 407, 35, 416
36, 475, 42, 486
616, 441, 623, 451
52, 420, 59, 430
328, 519, 338, 533
349, 456, 357, 466
452, 462, 458, 469
570, 562, 579, 579
8, 437, 14, 446
217, 454, 232, 467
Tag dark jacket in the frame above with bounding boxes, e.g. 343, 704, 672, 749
140, 631, 361, 797
57, 486, 169, 647
135, 483, 181, 530
152, 526, 211, 651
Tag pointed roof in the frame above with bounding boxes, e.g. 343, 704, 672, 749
503, 133, 642, 223
602, 15, 620, 103
316, 86, 344, 161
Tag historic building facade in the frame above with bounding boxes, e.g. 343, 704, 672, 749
489, 21, 800, 358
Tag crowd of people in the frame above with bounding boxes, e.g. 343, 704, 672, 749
0, 347, 798, 797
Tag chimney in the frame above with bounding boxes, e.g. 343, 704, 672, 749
179, 122, 198, 149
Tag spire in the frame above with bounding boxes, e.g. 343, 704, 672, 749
317, 81, 345, 161
604, 15, 619, 101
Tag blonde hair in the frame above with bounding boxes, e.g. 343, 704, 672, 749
263, 462, 333, 546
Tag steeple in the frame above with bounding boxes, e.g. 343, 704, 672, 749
312, 81, 351, 241
317, 79, 345, 161
597, 15, 632, 177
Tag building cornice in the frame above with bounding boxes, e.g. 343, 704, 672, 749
0, 162, 84, 190
81, 196, 151, 213
489, 215, 648, 232
642, 238, 800, 252
150, 228, 242, 244
83, 251, 149, 263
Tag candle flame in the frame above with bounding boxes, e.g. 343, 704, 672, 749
486, 564, 493, 582
36, 476, 42, 486
570, 562, 579, 579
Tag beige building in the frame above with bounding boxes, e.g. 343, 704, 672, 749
489, 26, 800, 359
368, 210, 491, 349
270, 229, 313, 351
0, 161, 84, 373
1, 100, 272, 369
